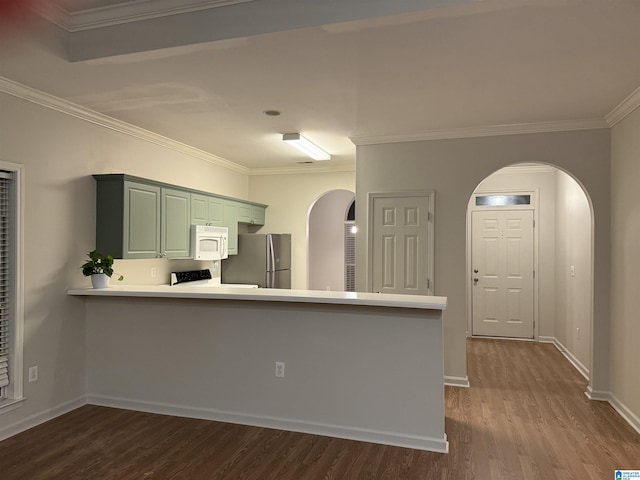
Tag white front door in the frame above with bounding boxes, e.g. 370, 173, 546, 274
472, 209, 534, 338
371, 194, 433, 295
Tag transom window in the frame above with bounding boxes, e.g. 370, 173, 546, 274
475, 194, 531, 207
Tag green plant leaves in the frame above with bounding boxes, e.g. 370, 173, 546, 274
81, 250, 123, 280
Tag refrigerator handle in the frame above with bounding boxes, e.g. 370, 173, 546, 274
268, 234, 275, 273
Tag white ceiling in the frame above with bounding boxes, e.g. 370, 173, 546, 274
1, 0, 639, 172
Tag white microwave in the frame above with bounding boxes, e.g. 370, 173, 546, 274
191, 225, 228, 260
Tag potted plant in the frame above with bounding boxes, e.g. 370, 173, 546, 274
81, 250, 124, 288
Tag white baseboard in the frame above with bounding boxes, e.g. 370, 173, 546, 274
587, 387, 640, 436
585, 385, 610, 401
87, 394, 449, 453
540, 336, 589, 380
609, 393, 640, 436
0, 396, 87, 441
444, 376, 470, 388
537, 335, 555, 343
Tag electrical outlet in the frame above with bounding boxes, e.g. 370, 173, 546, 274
570, 266, 575, 277
275, 361, 285, 378
28, 366, 38, 383
151, 267, 157, 278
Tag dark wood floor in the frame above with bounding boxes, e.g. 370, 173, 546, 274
2, 339, 639, 479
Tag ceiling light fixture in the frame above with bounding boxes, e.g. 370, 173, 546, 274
282, 133, 331, 161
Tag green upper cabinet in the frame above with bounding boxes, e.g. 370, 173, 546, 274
94, 177, 162, 259
235, 201, 265, 226
190, 193, 208, 226
123, 181, 161, 258
208, 197, 224, 226
223, 201, 238, 255
237, 202, 251, 223
191, 193, 224, 227
161, 188, 191, 258
250, 205, 266, 226
94, 174, 267, 259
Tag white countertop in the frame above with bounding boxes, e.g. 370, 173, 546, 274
67, 284, 447, 310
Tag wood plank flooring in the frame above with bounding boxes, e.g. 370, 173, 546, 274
1, 339, 639, 479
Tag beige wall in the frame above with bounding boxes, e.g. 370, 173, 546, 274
356, 130, 611, 386
554, 171, 592, 374
0, 91, 248, 434
249, 171, 356, 289
610, 106, 640, 421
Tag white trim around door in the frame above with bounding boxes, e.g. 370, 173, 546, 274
466, 189, 539, 340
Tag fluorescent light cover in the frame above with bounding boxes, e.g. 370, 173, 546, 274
282, 133, 331, 161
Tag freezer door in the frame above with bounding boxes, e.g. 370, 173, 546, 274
221, 234, 267, 285
267, 234, 292, 272
267, 268, 291, 289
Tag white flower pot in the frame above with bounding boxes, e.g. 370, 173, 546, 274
91, 273, 110, 289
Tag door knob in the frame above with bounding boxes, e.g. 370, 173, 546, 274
473, 278, 479, 284
473, 269, 478, 273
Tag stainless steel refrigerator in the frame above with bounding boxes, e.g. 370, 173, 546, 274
222, 233, 291, 288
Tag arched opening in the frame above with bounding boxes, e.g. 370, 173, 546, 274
307, 189, 355, 291
466, 162, 594, 378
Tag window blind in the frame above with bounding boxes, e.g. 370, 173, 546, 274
344, 222, 356, 292
0, 172, 11, 392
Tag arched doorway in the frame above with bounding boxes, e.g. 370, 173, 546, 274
307, 189, 355, 291
466, 163, 594, 378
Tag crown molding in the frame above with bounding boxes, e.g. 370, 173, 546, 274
0, 76, 353, 177
248, 164, 356, 176
350, 118, 609, 146
35, 0, 256, 32
605, 84, 640, 127
0, 76, 249, 175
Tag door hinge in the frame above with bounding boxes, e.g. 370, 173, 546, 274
533, 270, 535, 278
428, 211, 432, 222
533, 219, 535, 228
426, 278, 430, 290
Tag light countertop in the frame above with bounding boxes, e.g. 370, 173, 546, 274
67, 284, 447, 310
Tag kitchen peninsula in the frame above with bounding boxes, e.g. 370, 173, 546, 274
68, 286, 448, 453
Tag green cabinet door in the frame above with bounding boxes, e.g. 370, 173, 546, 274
190, 193, 209, 226
235, 202, 265, 226
123, 181, 161, 258
237, 202, 251, 223
223, 200, 238, 255
191, 193, 224, 227
162, 188, 191, 258
208, 197, 224, 226
250, 205, 265, 226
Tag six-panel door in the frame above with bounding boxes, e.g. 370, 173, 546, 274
371, 195, 431, 295
472, 209, 534, 338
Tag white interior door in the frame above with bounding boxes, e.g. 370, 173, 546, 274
472, 209, 534, 338
371, 194, 432, 295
